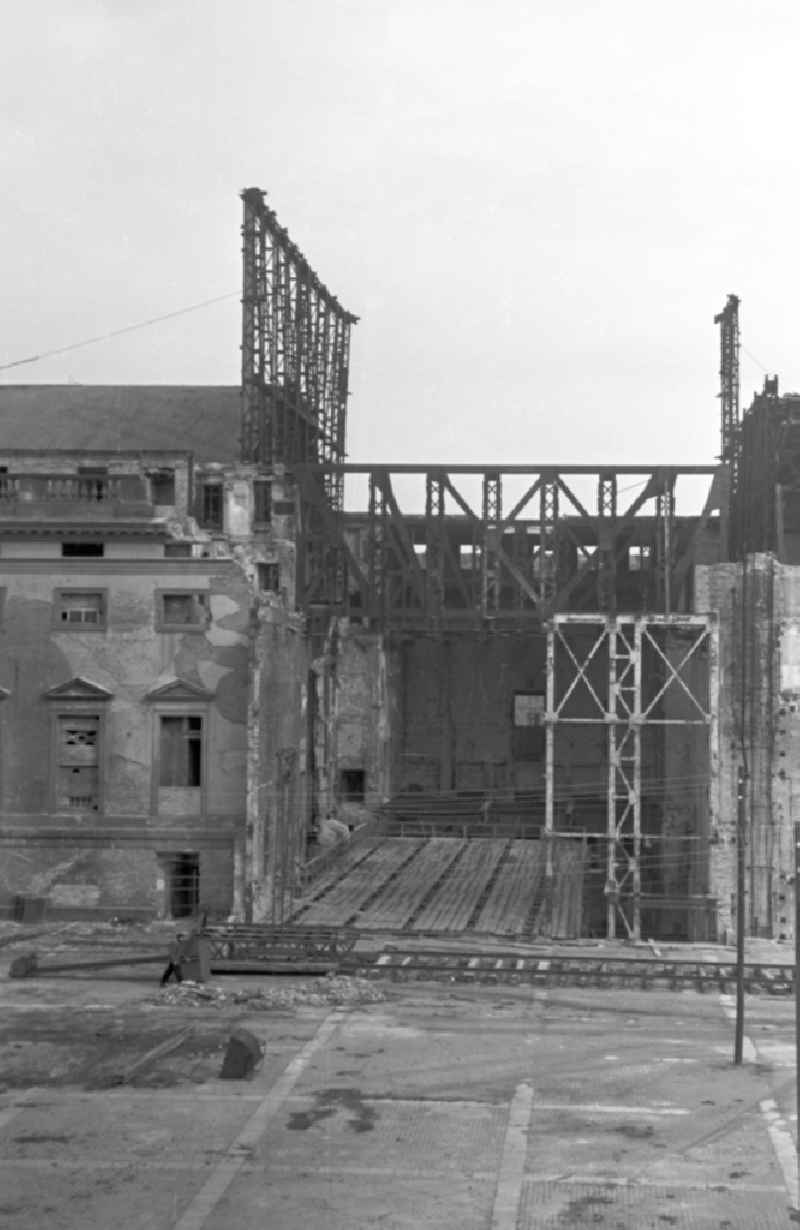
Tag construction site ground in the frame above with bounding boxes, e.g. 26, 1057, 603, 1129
0, 919, 799, 1228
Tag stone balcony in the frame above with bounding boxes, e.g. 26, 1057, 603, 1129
0, 474, 156, 520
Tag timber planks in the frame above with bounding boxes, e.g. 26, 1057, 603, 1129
298, 839, 424, 926
354, 838, 463, 930
410, 839, 507, 932
472, 840, 545, 935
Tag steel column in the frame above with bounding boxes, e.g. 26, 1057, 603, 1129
482, 471, 502, 616
607, 619, 618, 939
545, 622, 555, 931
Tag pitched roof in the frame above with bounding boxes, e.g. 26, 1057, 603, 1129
0, 385, 241, 463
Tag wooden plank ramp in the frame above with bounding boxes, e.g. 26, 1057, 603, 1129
297, 836, 383, 899
409, 839, 507, 932
472, 840, 546, 935
546, 839, 585, 938
294, 839, 424, 926
352, 838, 464, 930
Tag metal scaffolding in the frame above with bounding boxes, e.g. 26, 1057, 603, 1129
240, 187, 358, 511
715, 293, 740, 481
545, 614, 716, 940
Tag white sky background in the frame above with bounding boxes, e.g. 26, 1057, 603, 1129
1, 1, 797, 470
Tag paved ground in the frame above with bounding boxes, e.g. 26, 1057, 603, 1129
0, 926, 798, 1228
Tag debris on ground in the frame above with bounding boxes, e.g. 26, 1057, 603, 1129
149, 974, 385, 1010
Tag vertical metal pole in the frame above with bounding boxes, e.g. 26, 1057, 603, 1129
734, 764, 746, 1064
607, 619, 618, 939
633, 619, 643, 941
545, 623, 555, 933
659, 499, 664, 615
795, 821, 800, 1184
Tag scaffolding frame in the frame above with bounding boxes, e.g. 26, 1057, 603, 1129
240, 188, 357, 511
544, 613, 716, 940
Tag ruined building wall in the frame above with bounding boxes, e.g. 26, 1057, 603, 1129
0, 558, 251, 919
247, 604, 309, 922
309, 621, 393, 830
695, 555, 798, 941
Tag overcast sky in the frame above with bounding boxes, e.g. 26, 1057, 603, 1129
1, 1, 796, 474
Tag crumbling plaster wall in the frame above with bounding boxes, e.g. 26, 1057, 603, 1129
324, 622, 392, 826
0, 560, 251, 916
246, 603, 309, 922
695, 555, 796, 941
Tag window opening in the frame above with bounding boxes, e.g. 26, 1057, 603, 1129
513, 692, 545, 727
164, 542, 192, 558
339, 768, 366, 803
253, 479, 272, 526
628, 544, 652, 572
62, 542, 104, 557
160, 715, 203, 787
200, 482, 223, 529
166, 851, 199, 918
151, 470, 176, 504
56, 715, 100, 811
512, 692, 545, 762
160, 592, 207, 627
257, 562, 280, 593
56, 591, 105, 627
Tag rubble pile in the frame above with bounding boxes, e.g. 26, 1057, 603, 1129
151, 975, 385, 1010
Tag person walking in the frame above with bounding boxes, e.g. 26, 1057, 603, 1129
160, 931, 187, 986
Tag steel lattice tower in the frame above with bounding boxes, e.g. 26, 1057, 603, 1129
240, 187, 358, 511
714, 293, 740, 476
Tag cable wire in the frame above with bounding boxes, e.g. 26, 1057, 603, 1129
0, 291, 239, 374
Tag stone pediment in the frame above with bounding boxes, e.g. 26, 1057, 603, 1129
43, 676, 113, 701
144, 677, 214, 703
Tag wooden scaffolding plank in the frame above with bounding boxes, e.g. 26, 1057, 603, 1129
297, 837, 383, 900
355, 838, 463, 929
299, 839, 423, 926
410, 839, 507, 932
547, 839, 585, 939
473, 841, 545, 935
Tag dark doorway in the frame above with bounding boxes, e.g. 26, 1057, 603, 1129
168, 852, 199, 918
339, 768, 366, 803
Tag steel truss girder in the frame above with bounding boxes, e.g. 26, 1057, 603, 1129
293, 464, 720, 628
240, 188, 357, 505
544, 613, 715, 942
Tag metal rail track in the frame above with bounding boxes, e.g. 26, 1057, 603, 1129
340, 949, 796, 994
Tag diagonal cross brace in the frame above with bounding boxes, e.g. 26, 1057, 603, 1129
554, 625, 609, 718
640, 626, 711, 720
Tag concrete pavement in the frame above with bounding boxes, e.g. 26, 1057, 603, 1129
0, 957, 798, 1228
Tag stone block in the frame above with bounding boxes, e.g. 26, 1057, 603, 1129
220, 1027, 263, 1080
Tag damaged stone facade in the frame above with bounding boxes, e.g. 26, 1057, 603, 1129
696, 554, 800, 944
0, 445, 305, 921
